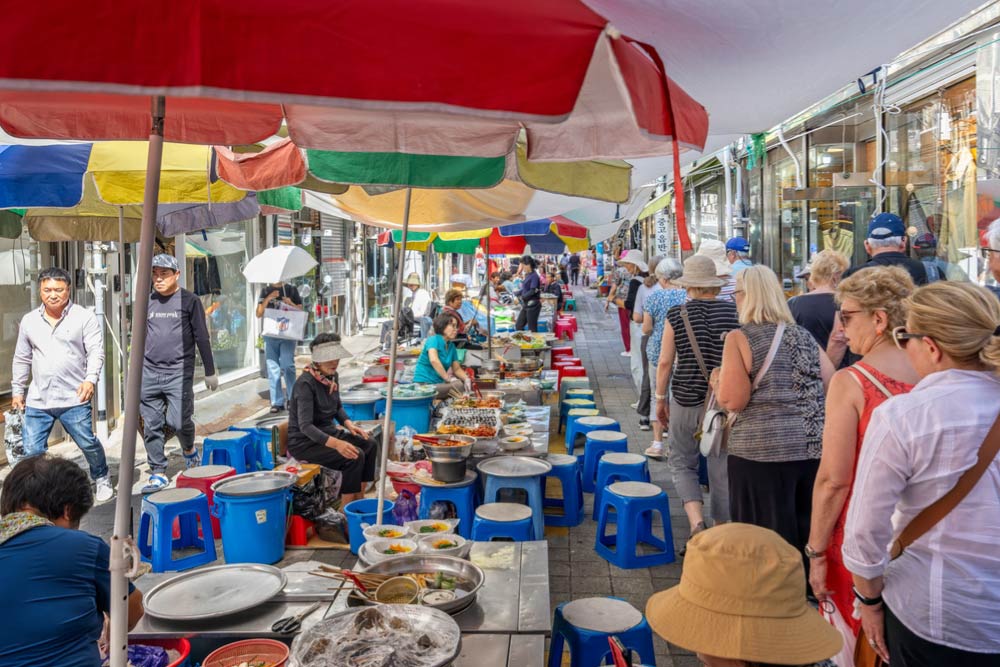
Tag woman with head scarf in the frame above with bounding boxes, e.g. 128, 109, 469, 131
286, 333, 378, 504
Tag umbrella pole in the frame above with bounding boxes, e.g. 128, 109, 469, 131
109, 96, 165, 667
375, 188, 412, 526
118, 207, 128, 386
486, 235, 492, 356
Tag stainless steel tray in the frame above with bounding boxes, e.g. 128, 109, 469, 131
356, 554, 485, 615
142, 563, 287, 621
476, 455, 552, 478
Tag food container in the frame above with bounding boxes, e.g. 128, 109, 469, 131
360, 554, 486, 615
431, 459, 468, 483
503, 423, 534, 437
499, 435, 530, 451
365, 538, 419, 563
404, 518, 459, 535
362, 524, 413, 542
374, 576, 421, 604
417, 534, 469, 558
420, 434, 475, 462
480, 359, 502, 372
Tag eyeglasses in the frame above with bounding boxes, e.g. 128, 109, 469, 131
980, 247, 1000, 259
838, 308, 864, 326
891, 325, 927, 350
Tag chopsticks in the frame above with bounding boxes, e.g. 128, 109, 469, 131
308, 567, 394, 597
413, 434, 453, 446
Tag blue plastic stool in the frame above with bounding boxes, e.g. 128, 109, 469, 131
559, 398, 597, 433
543, 454, 583, 527
580, 429, 626, 492
549, 597, 656, 667
592, 453, 650, 521
559, 377, 591, 404
562, 411, 602, 456
417, 472, 478, 539
565, 388, 595, 402
479, 458, 549, 540
595, 481, 675, 569
138, 487, 217, 573
471, 503, 534, 541
202, 431, 258, 474
228, 422, 273, 470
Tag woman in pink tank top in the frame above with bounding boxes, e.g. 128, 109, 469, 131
806, 267, 920, 633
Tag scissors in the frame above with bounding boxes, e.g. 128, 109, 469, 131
271, 601, 322, 634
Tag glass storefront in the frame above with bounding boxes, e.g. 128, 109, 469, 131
808, 139, 877, 267
764, 144, 807, 286
0, 238, 32, 396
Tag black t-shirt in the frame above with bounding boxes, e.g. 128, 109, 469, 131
568, 255, 581, 268
788, 292, 837, 349
842, 252, 928, 285
258, 284, 303, 308
623, 277, 643, 315
144, 288, 215, 376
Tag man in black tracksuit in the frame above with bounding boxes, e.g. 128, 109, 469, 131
139, 253, 217, 491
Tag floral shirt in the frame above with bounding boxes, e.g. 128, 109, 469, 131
644, 288, 687, 367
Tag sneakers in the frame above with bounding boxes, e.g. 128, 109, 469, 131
141, 474, 169, 494
620, 351, 631, 357
639, 418, 651, 431
183, 448, 201, 469
95, 475, 114, 502
269, 405, 284, 414
629, 401, 640, 409
644, 444, 664, 459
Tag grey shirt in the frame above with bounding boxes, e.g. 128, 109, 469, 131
12, 303, 104, 410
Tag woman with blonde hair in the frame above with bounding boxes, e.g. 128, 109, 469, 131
843, 282, 1000, 666
788, 249, 850, 349
716, 265, 834, 564
805, 266, 919, 635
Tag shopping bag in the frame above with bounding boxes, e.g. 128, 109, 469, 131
3, 409, 25, 466
262, 306, 308, 341
822, 601, 858, 667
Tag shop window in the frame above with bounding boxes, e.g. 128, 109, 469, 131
764, 146, 806, 287
886, 77, 993, 281
0, 238, 32, 395
807, 141, 877, 267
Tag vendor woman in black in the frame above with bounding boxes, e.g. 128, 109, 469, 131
287, 333, 378, 504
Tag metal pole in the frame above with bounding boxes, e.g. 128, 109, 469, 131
118, 207, 129, 386
109, 96, 165, 667
375, 188, 412, 526
486, 235, 492, 356
90, 241, 110, 441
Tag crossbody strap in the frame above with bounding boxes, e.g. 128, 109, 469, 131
851, 363, 893, 399
890, 410, 1000, 559
679, 305, 710, 382
751, 323, 785, 393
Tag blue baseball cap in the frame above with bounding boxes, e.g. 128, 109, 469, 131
725, 237, 750, 253
866, 213, 906, 240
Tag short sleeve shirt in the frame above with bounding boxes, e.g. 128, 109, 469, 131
413, 334, 458, 383
0, 525, 134, 667
644, 288, 688, 367
257, 283, 303, 307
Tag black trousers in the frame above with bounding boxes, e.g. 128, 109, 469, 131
140, 368, 196, 474
288, 428, 378, 494
515, 303, 541, 332
885, 604, 999, 667
570, 267, 580, 285
729, 455, 818, 564
637, 333, 652, 420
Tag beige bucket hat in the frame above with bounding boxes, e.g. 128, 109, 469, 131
404, 272, 422, 287
695, 239, 732, 276
672, 255, 726, 288
646, 523, 842, 665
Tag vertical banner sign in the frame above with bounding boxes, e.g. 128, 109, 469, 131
654, 211, 672, 257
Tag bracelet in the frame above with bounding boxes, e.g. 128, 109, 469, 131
852, 586, 883, 606
804, 544, 826, 559
654, 393, 666, 401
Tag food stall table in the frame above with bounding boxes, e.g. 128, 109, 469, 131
453, 633, 546, 666
470, 406, 551, 459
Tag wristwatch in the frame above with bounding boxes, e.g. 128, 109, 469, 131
852, 586, 884, 606
804, 544, 825, 559
654, 393, 667, 401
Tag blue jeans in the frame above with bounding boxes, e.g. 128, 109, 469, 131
265, 337, 297, 407
23, 404, 108, 481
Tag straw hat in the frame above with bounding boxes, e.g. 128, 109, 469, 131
645, 523, 843, 665
672, 255, 726, 288
404, 272, 422, 287
618, 249, 648, 273
312, 341, 351, 363
695, 239, 732, 276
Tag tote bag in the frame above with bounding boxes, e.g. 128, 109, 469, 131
262, 305, 308, 341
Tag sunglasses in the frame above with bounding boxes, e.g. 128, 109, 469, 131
838, 308, 864, 326
980, 247, 1000, 260
891, 325, 927, 350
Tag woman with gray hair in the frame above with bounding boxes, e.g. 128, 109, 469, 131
641, 257, 685, 457
632, 255, 663, 431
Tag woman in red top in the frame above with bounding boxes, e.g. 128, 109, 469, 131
441, 288, 468, 334
806, 266, 920, 632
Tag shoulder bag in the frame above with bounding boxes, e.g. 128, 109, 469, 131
855, 410, 1000, 667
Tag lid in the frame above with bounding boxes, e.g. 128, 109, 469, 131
231, 421, 259, 431
143, 563, 287, 621
147, 487, 202, 505
255, 416, 287, 429
341, 389, 382, 403
563, 598, 643, 633
180, 464, 235, 480
475, 502, 533, 522
608, 481, 662, 498
546, 454, 579, 467
600, 453, 646, 465
205, 430, 250, 442
212, 471, 296, 496
477, 456, 552, 478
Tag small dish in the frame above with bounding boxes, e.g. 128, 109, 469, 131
499, 435, 530, 451
404, 518, 459, 535
365, 538, 418, 563
362, 524, 413, 542
417, 534, 469, 558
503, 423, 533, 437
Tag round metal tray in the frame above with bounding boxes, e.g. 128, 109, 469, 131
477, 455, 552, 478
355, 554, 485, 615
142, 563, 287, 621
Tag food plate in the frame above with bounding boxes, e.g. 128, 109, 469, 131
142, 564, 287, 621
417, 534, 470, 558
404, 519, 459, 535
358, 554, 486, 615
499, 435, 530, 451
291, 605, 461, 667
364, 538, 419, 563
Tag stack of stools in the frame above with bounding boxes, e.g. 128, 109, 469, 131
557, 364, 586, 388
554, 319, 575, 341
417, 471, 478, 539
562, 409, 600, 455
566, 416, 620, 459
581, 430, 629, 492
138, 488, 217, 572
472, 503, 535, 541
176, 464, 236, 538
478, 456, 552, 541
595, 481, 675, 569
543, 454, 584, 527
592, 453, 649, 521
550, 346, 575, 368
559, 377, 591, 403
202, 431, 259, 473
229, 422, 275, 469
549, 597, 656, 667
559, 397, 597, 433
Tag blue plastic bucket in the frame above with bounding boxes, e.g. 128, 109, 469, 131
344, 498, 395, 555
211, 472, 295, 564
387, 396, 433, 434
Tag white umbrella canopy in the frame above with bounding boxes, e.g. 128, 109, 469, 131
242, 245, 318, 284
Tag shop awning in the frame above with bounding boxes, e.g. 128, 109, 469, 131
637, 191, 671, 220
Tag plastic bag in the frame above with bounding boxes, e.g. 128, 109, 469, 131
3, 409, 25, 466
392, 489, 419, 524
313, 508, 348, 544
291, 468, 343, 520
822, 600, 857, 667
428, 500, 456, 520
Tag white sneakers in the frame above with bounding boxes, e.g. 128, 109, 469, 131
644, 444, 665, 459
95, 475, 114, 502
620, 351, 631, 357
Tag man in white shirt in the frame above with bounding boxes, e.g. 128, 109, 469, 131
404, 273, 434, 339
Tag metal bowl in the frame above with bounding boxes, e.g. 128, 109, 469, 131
510, 358, 542, 372
359, 554, 485, 615
421, 434, 475, 462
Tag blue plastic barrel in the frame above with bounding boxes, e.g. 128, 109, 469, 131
341, 389, 381, 422
385, 395, 433, 434
344, 498, 395, 555
211, 472, 295, 564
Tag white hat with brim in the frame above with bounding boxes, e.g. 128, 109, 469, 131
695, 239, 732, 277
645, 524, 843, 665
672, 255, 726, 288
312, 342, 351, 363
618, 249, 648, 273
404, 272, 422, 287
